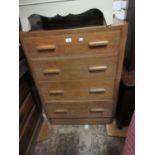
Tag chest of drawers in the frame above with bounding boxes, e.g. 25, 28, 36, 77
20, 23, 128, 124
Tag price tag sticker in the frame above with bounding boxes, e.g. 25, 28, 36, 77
78, 37, 84, 42
65, 37, 72, 43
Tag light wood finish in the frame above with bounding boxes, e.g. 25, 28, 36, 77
43, 68, 60, 75
89, 88, 106, 94
89, 65, 107, 72
106, 120, 128, 137
49, 90, 64, 95
89, 40, 109, 47
55, 109, 68, 114
21, 30, 120, 58
31, 55, 118, 81
39, 79, 114, 101
20, 23, 128, 124
45, 100, 112, 118
36, 45, 56, 51
90, 108, 105, 113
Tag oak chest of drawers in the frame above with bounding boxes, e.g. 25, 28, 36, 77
20, 23, 128, 124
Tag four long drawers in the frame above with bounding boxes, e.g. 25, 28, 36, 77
20, 25, 127, 123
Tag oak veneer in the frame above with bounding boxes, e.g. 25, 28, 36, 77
31, 54, 118, 81
20, 23, 128, 124
39, 79, 114, 101
45, 100, 113, 119
22, 29, 120, 58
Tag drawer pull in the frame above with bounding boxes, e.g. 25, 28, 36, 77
89, 41, 109, 47
90, 108, 105, 113
89, 88, 106, 93
49, 90, 64, 95
55, 109, 68, 114
43, 69, 60, 75
89, 65, 107, 72
36, 45, 56, 51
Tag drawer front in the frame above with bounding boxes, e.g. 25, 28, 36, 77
24, 30, 120, 58
39, 79, 114, 101
45, 100, 113, 118
32, 55, 118, 81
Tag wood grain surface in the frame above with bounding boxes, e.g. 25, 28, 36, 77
20, 23, 128, 124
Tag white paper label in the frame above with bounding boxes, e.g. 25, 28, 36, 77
78, 37, 84, 42
65, 37, 72, 43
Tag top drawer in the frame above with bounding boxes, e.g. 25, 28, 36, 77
23, 30, 120, 58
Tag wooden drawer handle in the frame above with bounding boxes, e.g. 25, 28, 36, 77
89, 88, 106, 93
55, 109, 68, 114
43, 69, 60, 75
89, 65, 107, 72
49, 90, 64, 95
89, 41, 109, 47
36, 45, 56, 51
90, 108, 105, 113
